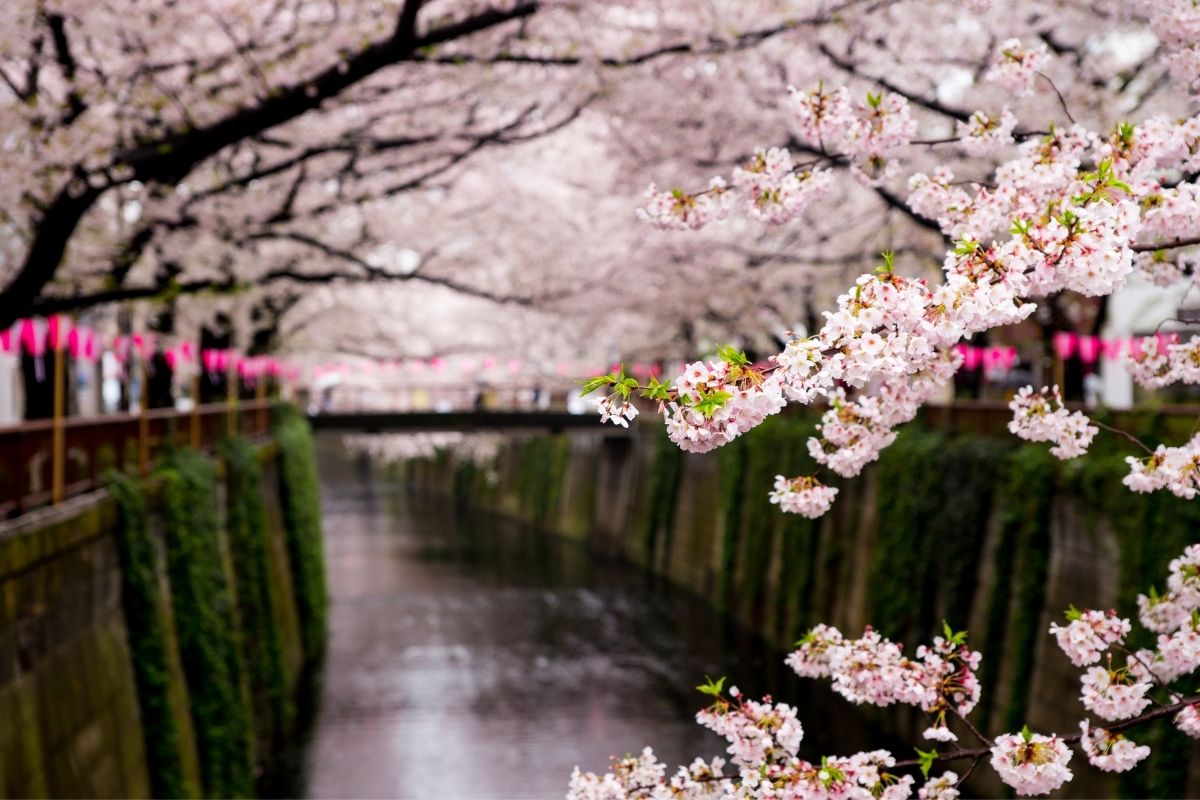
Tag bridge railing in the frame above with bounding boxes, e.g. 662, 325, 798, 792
0, 400, 272, 519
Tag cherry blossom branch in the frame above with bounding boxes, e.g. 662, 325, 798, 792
888, 695, 1199, 772
1091, 419, 1154, 456
949, 706, 995, 748
1131, 236, 1200, 252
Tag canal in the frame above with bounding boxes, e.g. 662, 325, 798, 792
291, 436, 886, 799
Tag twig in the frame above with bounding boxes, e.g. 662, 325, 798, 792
951, 706, 995, 748
1131, 236, 1200, 253
1092, 419, 1154, 456
954, 752, 987, 788
1037, 71, 1076, 124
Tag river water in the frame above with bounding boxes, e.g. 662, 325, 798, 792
293, 437, 884, 799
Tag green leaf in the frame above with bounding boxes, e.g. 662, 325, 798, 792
716, 344, 750, 367
1064, 604, 1082, 622
696, 675, 726, 697
1020, 724, 1033, 743
915, 747, 938, 779
953, 238, 980, 256
578, 376, 613, 396
641, 374, 672, 402
694, 388, 732, 418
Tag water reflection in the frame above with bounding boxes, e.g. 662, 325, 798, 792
296, 436, 887, 799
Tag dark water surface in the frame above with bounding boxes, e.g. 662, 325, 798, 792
294, 437, 883, 799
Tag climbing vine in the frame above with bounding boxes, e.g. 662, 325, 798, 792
643, 432, 684, 568
869, 428, 947, 646
222, 437, 292, 760
107, 472, 197, 800
274, 404, 329, 664
158, 448, 255, 798
1072, 451, 1200, 799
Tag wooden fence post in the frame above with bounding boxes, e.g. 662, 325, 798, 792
227, 358, 237, 438
51, 343, 66, 504
190, 373, 201, 448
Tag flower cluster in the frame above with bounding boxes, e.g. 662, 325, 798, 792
984, 38, 1050, 97
917, 772, 959, 800
1008, 385, 1098, 460
662, 359, 786, 453
1142, 0, 1200, 96
636, 147, 834, 230
622, 78, 1200, 521
1079, 665, 1153, 721
769, 474, 839, 519
1048, 607, 1129, 667
1134, 250, 1194, 287
695, 689, 804, 769
789, 86, 917, 184
1078, 721, 1151, 773
786, 625, 981, 737
597, 396, 639, 427
567, 749, 729, 800
567, 547, 1200, 800
1123, 434, 1200, 499
1177, 704, 1200, 738
957, 109, 1018, 157
988, 730, 1072, 795
732, 147, 833, 224
1137, 546, 1200, 634
1126, 335, 1200, 389
636, 178, 735, 230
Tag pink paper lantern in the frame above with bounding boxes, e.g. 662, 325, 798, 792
955, 344, 981, 371
1052, 331, 1077, 360
1077, 335, 1101, 365
1100, 337, 1123, 362
20, 319, 44, 356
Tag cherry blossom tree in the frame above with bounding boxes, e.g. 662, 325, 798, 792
567, 546, 1200, 798
577, 3, 1200, 793
591, 0, 1200, 515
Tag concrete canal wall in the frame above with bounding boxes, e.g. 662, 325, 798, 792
403, 413, 1200, 799
0, 408, 326, 798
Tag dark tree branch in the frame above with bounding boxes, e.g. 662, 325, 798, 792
1132, 236, 1200, 253
0, 1, 540, 328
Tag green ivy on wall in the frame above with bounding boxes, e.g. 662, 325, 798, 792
107, 473, 197, 800
1072, 452, 1199, 799
643, 432, 685, 568
274, 405, 329, 663
222, 437, 292, 758
869, 428, 947, 646
516, 435, 571, 527
768, 419, 821, 644
995, 446, 1056, 733
715, 437, 748, 613
157, 448, 256, 798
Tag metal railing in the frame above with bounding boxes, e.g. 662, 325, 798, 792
920, 400, 1200, 438
0, 400, 272, 519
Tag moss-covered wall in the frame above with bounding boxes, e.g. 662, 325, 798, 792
0, 408, 327, 799
405, 416, 1200, 800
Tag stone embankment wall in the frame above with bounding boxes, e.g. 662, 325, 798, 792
404, 413, 1200, 799
0, 407, 326, 798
